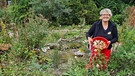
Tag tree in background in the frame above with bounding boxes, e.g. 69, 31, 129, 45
63, 0, 99, 25
0, 0, 134, 26
30, 0, 99, 25
93, 0, 129, 25
122, 0, 135, 6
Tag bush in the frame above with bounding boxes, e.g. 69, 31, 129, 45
94, 0, 129, 25
30, 0, 99, 25
19, 14, 49, 49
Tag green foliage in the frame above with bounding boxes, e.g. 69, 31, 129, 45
0, 21, 11, 43
94, 0, 129, 25
2, 58, 54, 76
0, 24, 135, 75
53, 49, 59, 68
0, 0, 133, 26
94, 0, 125, 14
63, 0, 99, 25
121, 0, 135, 6
118, 25, 135, 51
19, 14, 49, 49
9, 41, 27, 59
111, 14, 123, 25
62, 60, 88, 76
0, 0, 32, 24
44, 32, 64, 43
30, 0, 72, 26
0, 0, 135, 76
30, 0, 99, 25
4, 12, 49, 61
107, 25, 135, 75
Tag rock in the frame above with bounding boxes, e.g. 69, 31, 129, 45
74, 50, 85, 57
41, 47, 50, 53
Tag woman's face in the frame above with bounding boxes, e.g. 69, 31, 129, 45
101, 12, 111, 22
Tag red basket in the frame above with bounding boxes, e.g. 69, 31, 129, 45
91, 36, 109, 49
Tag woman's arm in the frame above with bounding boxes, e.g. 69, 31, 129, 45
86, 23, 96, 39
110, 25, 118, 44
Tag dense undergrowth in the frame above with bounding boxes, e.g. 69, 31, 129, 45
0, 22, 135, 76
0, 1, 135, 76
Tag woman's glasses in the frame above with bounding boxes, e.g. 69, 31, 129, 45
101, 14, 110, 16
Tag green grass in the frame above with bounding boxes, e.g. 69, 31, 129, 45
0, 25, 135, 76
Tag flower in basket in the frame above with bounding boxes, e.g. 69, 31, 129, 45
92, 37, 109, 51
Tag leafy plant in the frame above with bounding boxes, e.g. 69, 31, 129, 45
107, 25, 135, 75
63, 60, 88, 76
30, 0, 72, 26
19, 14, 49, 49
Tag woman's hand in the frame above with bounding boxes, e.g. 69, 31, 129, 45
88, 37, 93, 45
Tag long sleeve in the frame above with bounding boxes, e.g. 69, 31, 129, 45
86, 23, 96, 39
110, 25, 118, 43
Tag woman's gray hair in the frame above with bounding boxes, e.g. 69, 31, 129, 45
100, 8, 112, 16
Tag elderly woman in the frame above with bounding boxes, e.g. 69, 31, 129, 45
86, 8, 118, 70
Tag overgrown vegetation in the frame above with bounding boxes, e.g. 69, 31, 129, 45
0, 0, 135, 76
